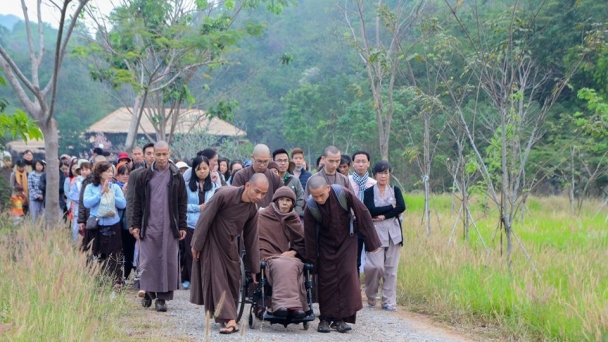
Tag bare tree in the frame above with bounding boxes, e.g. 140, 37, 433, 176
436, 0, 593, 266
0, 0, 90, 226
339, 0, 427, 161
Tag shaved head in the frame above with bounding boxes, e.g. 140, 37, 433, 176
154, 140, 169, 150
252, 144, 271, 157
249, 173, 269, 187
307, 176, 327, 191
324, 145, 340, 157
251, 144, 272, 173
243, 173, 269, 204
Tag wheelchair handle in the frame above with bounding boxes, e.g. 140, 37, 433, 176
304, 263, 313, 270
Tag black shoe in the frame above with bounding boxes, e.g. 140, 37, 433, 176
155, 299, 167, 312
317, 320, 331, 333
333, 320, 352, 333
272, 307, 288, 317
141, 293, 152, 308
289, 308, 306, 319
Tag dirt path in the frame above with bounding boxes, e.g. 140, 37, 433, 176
123, 288, 482, 342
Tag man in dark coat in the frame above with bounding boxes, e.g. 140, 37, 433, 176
190, 173, 268, 334
230, 144, 282, 209
130, 141, 187, 313
304, 177, 381, 333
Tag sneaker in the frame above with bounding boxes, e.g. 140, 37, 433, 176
182, 281, 190, 289
382, 304, 398, 312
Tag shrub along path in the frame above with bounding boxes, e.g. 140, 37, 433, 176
122, 288, 486, 341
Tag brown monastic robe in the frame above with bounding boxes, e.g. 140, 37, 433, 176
190, 186, 260, 323
230, 165, 282, 209
304, 186, 381, 323
304, 168, 352, 196
258, 195, 307, 311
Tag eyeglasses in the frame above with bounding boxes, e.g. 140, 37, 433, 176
275, 159, 289, 164
254, 159, 270, 165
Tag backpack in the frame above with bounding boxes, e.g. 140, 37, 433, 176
306, 184, 355, 237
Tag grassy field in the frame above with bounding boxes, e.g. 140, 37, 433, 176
396, 194, 608, 341
0, 219, 128, 341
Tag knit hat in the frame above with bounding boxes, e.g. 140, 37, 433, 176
272, 186, 296, 203
267, 161, 279, 171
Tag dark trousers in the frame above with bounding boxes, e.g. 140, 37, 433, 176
121, 229, 136, 280
180, 227, 194, 283
357, 232, 364, 277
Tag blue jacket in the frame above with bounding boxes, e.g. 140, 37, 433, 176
297, 169, 312, 191
83, 183, 126, 226
186, 182, 219, 228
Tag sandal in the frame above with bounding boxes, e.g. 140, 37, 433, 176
382, 304, 397, 312
367, 298, 377, 307
219, 324, 239, 334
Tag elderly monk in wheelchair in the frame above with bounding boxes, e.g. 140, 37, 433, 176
257, 186, 308, 318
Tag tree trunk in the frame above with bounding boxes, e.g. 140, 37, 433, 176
423, 114, 431, 235
40, 118, 61, 228
124, 94, 146, 151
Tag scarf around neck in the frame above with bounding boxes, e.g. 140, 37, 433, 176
352, 172, 369, 201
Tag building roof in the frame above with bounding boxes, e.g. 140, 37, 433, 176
6, 138, 45, 154
87, 107, 246, 137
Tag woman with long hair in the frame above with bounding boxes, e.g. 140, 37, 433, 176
83, 161, 127, 291
182, 156, 219, 289
68, 160, 91, 242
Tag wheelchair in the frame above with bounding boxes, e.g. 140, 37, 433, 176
235, 249, 315, 329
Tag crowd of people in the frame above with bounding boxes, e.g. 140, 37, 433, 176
0, 141, 406, 334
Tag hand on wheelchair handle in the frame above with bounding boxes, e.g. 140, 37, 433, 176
252, 272, 258, 285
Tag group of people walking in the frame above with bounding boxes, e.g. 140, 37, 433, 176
2, 141, 406, 335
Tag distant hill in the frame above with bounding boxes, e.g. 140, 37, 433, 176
0, 14, 20, 30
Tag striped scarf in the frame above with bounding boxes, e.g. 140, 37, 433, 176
352, 172, 369, 201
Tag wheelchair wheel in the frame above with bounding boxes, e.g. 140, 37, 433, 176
248, 310, 254, 329
235, 256, 247, 323
303, 321, 309, 330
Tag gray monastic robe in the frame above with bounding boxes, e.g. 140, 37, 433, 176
190, 186, 260, 323
139, 167, 180, 297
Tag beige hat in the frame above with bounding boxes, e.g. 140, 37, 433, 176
76, 159, 90, 170
175, 161, 189, 169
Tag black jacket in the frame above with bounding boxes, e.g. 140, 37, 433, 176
132, 162, 187, 240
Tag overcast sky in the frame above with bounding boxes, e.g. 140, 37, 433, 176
0, 0, 115, 28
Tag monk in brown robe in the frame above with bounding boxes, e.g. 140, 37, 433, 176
230, 144, 282, 209
190, 173, 268, 334
304, 177, 381, 333
304, 145, 352, 197
258, 186, 307, 318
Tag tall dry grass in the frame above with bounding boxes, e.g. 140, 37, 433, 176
397, 194, 608, 341
0, 218, 127, 341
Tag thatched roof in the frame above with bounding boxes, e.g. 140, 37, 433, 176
87, 107, 246, 137
6, 138, 45, 154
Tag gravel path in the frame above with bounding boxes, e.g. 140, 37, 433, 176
124, 288, 477, 342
